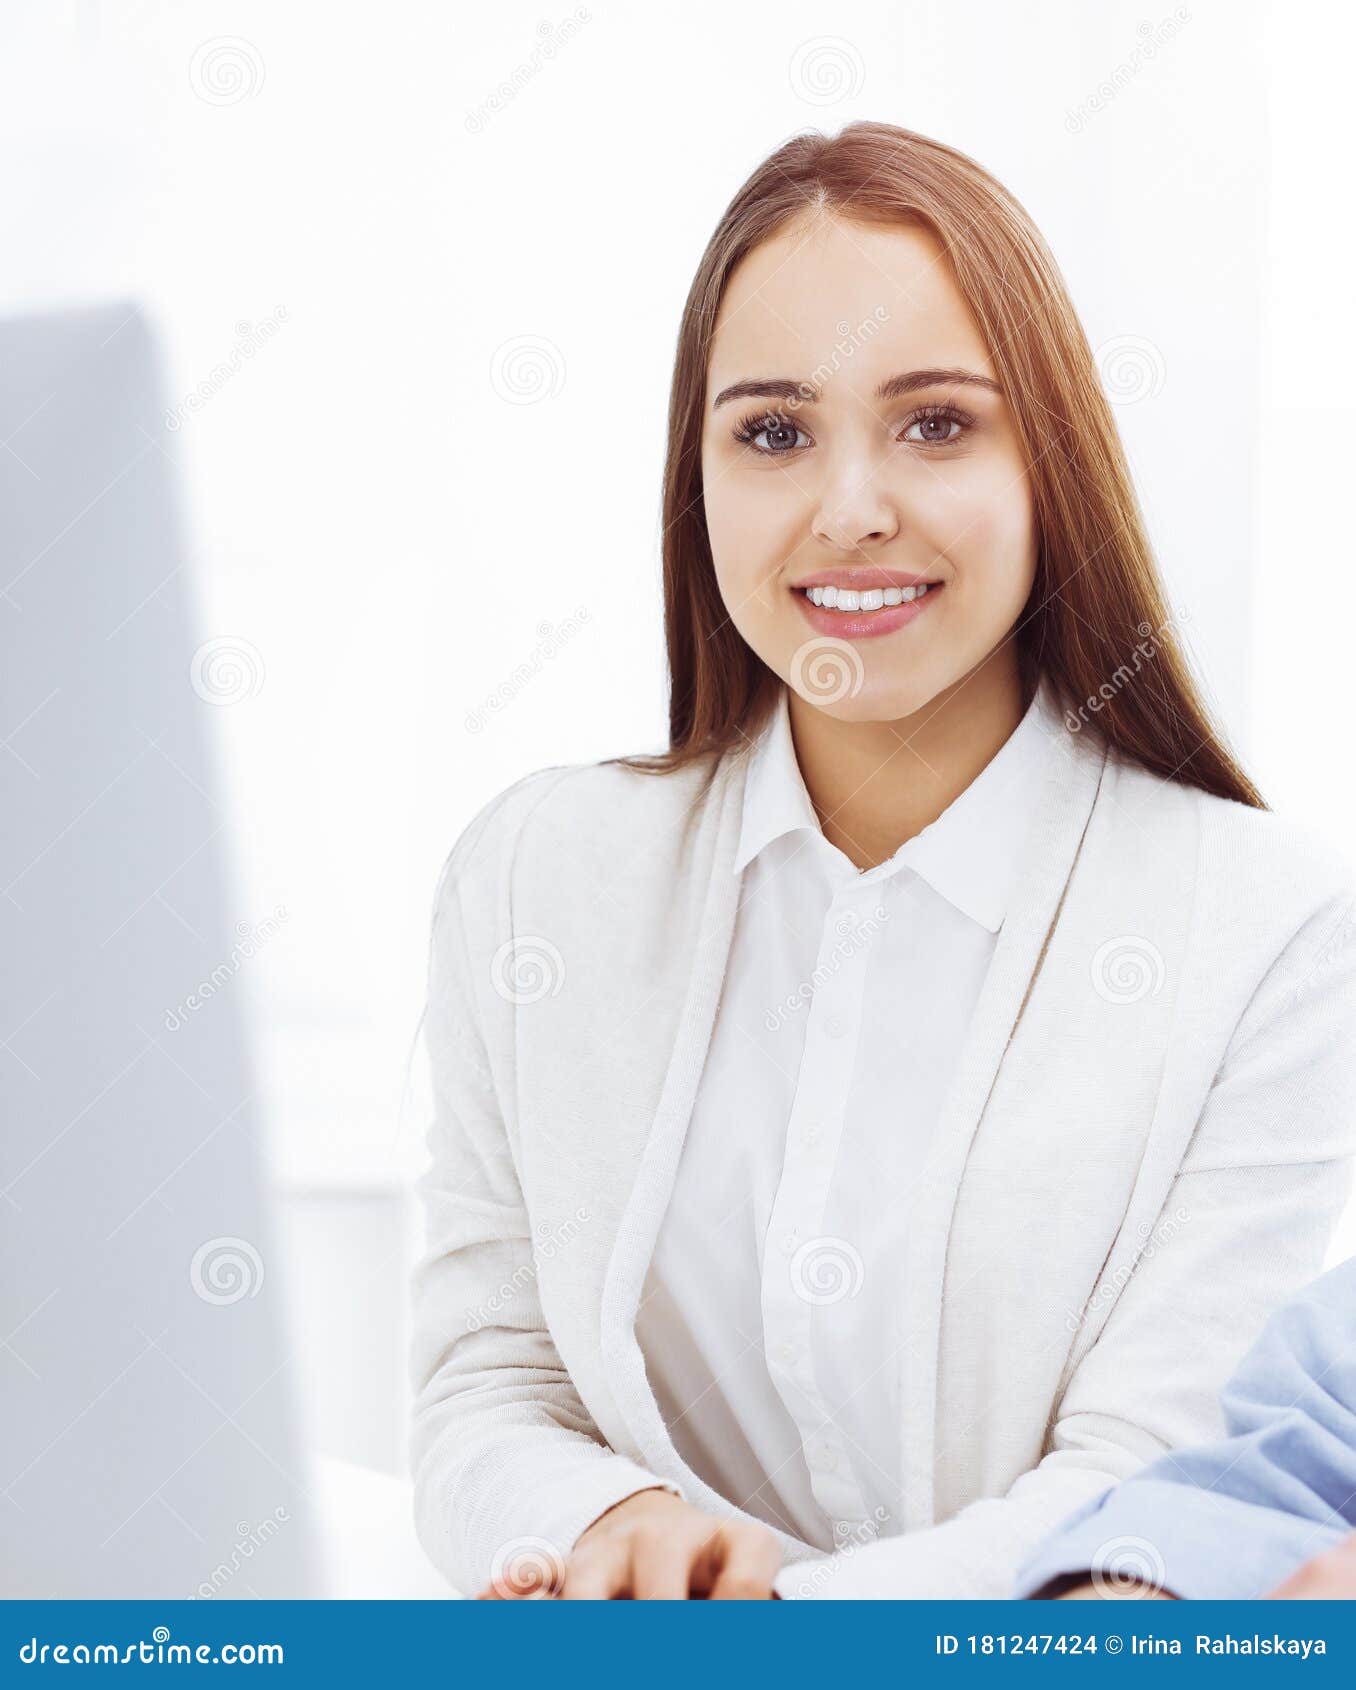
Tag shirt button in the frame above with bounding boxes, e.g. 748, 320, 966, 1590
825, 1014, 846, 1038
780, 1229, 799, 1255
809, 1444, 839, 1473
774, 1340, 797, 1365
802, 1122, 821, 1146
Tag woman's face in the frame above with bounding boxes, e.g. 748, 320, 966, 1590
700, 211, 1037, 721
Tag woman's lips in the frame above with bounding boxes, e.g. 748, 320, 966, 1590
791, 582, 943, 640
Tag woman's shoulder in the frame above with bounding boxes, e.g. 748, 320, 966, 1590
1108, 747, 1356, 950
1196, 776, 1350, 902
435, 748, 727, 905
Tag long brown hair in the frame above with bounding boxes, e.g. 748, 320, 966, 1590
613, 121, 1263, 809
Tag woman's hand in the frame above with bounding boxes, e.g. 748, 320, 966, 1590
478, 1489, 782, 1599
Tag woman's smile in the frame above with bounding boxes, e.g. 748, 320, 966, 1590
792, 573, 945, 641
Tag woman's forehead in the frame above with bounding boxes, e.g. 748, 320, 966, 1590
703, 221, 987, 398
709, 215, 992, 392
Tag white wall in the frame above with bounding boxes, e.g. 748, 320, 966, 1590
1255, 4, 1356, 1261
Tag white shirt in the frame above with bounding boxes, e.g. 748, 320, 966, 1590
634, 676, 1064, 1552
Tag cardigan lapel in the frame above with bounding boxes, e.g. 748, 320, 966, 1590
597, 747, 750, 1485
895, 720, 1110, 1530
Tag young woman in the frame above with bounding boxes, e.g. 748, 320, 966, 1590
409, 122, 1356, 1600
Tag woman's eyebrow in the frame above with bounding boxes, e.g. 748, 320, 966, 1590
710, 367, 1002, 409
875, 367, 1002, 401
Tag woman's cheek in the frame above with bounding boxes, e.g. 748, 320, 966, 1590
938, 480, 1038, 620
706, 482, 797, 617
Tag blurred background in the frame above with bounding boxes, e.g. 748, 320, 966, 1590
2, 0, 1351, 1597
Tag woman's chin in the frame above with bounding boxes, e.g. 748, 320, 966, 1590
787, 681, 947, 726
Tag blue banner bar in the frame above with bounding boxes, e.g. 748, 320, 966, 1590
4, 1600, 1355, 1684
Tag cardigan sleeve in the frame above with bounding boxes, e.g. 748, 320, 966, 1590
408, 807, 680, 1596
1012, 1257, 1356, 1599
775, 890, 1356, 1600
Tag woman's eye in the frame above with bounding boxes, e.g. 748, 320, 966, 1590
743, 415, 809, 453
733, 408, 967, 453
901, 413, 965, 446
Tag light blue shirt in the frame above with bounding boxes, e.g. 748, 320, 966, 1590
1013, 1256, 1356, 1600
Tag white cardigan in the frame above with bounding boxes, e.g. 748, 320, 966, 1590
409, 712, 1356, 1599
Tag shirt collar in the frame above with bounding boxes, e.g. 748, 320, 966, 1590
733, 674, 1065, 933
733, 683, 825, 877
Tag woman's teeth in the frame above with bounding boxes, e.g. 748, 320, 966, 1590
804, 583, 934, 611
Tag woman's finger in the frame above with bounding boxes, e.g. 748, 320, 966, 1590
478, 1568, 552, 1599
559, 1540, 628, 1600
705, 1522, 781, 1599
629, 1521, 708, 1599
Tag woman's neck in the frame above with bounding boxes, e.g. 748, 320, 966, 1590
784, 658, 1028, 872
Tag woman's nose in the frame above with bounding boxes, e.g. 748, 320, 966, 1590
809, 468, 901, 552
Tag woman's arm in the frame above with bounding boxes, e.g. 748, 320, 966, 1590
408, 815, 680, 1595
776, 891, 1356, 1600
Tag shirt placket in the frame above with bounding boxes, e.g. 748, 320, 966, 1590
761, 871, 883, 1530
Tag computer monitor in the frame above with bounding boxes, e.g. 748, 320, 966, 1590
0, 304, 322, 1598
